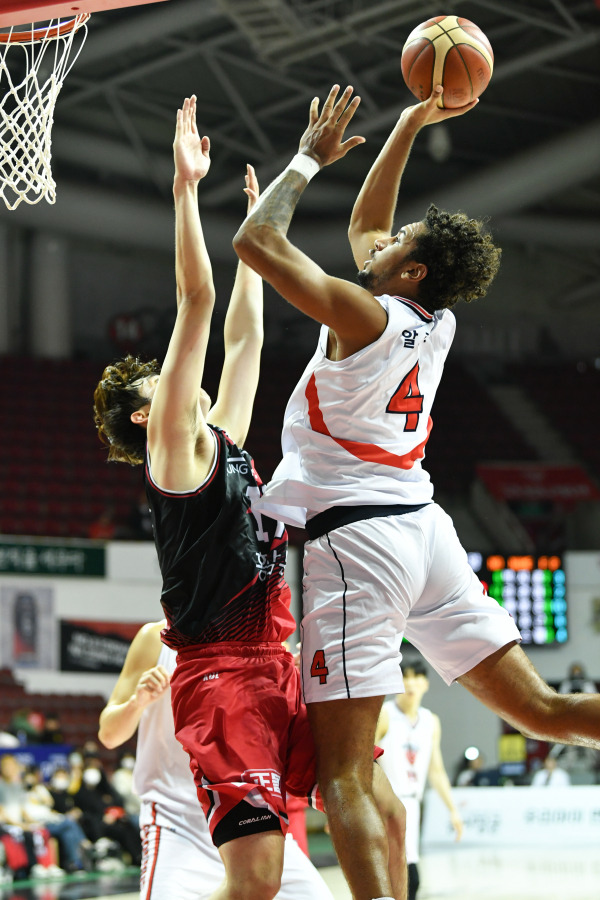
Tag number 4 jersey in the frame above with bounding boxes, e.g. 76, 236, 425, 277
143, 427, 295, 649
254, 295, 456, 528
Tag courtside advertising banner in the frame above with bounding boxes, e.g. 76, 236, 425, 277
60, 619, 143, 673
422, 786, 600, 846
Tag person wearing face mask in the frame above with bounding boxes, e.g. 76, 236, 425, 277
73, 755, 141, 867
111, 752, 140, 826
25, 766, 93, 874
49, 768, 80, 815
66, 752, 84, 794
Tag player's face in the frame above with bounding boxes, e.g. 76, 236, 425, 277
130, 374, 159, 408
402, 669, 429, 704
357, 221, 425, 293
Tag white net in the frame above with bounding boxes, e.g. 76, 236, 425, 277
0, 15, 90, 210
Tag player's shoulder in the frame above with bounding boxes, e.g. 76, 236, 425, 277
383, 294, 437, 325
423, 707, 441, 730
132, 621, 165, 654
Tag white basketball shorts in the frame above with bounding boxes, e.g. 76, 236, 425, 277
139, 799, 334, 900
300, 502, 521, 703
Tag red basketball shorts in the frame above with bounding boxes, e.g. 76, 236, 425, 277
171, 642, 321, 848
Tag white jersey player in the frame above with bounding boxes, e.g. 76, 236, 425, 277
98, 621, 335, 900
259, 294, 454, 527
233, 82, 600, 900
376, 660, 462, 900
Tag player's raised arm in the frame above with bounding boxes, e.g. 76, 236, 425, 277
98, 622, 168, 749
233, 85, 388, 356
207, 165, 263, 448
348, 86, 478, 271
144, 96, 216, 489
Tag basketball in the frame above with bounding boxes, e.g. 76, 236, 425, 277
401, 15, 493, 109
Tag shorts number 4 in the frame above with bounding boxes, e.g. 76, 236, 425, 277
310, 649, 329, 685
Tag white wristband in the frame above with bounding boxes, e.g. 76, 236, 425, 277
286, 153, 321, 183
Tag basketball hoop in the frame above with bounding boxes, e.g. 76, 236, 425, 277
0, 14, 90, 210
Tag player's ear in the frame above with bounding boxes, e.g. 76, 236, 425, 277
401, 261, 427, 282
131, 407, 150, 428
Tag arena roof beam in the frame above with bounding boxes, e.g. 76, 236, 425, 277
2, 120, 599, 257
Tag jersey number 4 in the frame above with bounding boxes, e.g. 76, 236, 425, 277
386, 362, 423, 432
310, 649, 329, 685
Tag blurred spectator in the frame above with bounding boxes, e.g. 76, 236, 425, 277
0, 754, 64, 879
49, 767, 82, 816
548, 740, 599, 779
39, 713, 65, 745
531, 755, 571, 787
559, 662, 596, 695
74, 755, 141, 867
110, 751, 140, 824
455, 748, 484, 786
24, 766, 93, 873
8, 706, 44, 744
0, 728, 19, 749
552, 664, 599, 777
66, 751, 84, 793
88, 506, 118, 540
81, 739, 101, 758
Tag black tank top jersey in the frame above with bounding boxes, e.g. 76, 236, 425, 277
143, 426, 295, 650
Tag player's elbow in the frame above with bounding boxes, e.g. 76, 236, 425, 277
97, 718, 119, 750
233, 221, 276, 269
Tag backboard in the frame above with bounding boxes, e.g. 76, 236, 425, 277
0, 0, 170, 28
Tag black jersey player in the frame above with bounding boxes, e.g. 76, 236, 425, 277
93, 97, 405, 900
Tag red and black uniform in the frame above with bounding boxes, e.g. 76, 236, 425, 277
143, 426, 319, 847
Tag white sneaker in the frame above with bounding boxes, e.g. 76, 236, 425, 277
30, 863, 66, 880
44, 864, 67, 879
31, 864, 49, 879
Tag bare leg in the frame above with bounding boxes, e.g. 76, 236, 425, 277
210, 830, 284, 900
308, 695, 398, 900
459, 642, 600, 748
373, 761, 407, 900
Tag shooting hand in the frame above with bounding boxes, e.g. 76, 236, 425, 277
298, 84, 365, 167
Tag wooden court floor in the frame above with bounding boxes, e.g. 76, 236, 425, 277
2, 844, 599, 900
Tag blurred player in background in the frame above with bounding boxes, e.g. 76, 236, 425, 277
376, 660, 462, 900
99, 622, 335, 900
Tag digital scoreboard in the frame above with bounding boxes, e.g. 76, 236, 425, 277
467, 553, 567, 646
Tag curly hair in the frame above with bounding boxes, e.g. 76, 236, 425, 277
93, 356, 161, 465
412, 204, 502, 310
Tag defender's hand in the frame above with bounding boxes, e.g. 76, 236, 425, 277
174, 95, 211, 183
298, 84, 365, 167
243, 163, 260, 212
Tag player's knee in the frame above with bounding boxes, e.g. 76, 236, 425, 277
381, 789, 406, 837
319, 767, 370, 810
245, 845, 282, 900
225, 867, 281, 900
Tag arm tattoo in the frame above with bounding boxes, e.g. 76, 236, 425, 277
249, 170, 308, 236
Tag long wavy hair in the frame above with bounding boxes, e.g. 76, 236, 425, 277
93, 355, 161, 465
